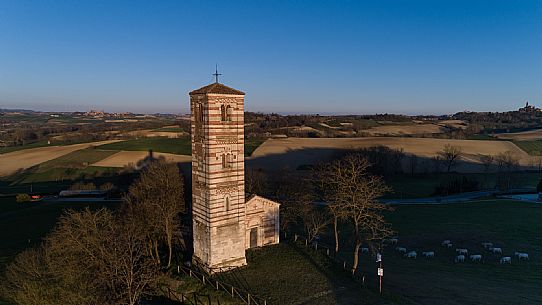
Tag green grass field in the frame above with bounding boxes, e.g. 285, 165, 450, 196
0, 199, 120, 273
6, 148, 119, 184
0, 141, 51, 154
96, 136, 267, 157
2, 195, 541, 304
310, 199, 542, 305
153, 127, 185, 132
514, 140, 542, 156
386, 172, 542, 198
231, 244, 415, 305
245, 138, 266, 156
97, 137, 192, 155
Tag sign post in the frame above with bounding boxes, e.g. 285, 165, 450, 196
376, 252, 383, 294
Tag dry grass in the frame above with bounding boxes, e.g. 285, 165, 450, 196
0, 140, 119, 177
249, 137, 534, 172
91, 151, 191, 168
494, 129, 542, 141
363, 124, 444, 136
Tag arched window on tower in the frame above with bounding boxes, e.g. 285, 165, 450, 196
226, 105, 233, 121
220, 104, 226, 121
194, 104, 202, 133
221, 153, 234, 169
224, 196, 230, 212
199, 104, 204, 122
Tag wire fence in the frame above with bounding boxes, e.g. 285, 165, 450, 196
283, 232, 381, 289
176, 265, 267, 305
159, 285, 219, 305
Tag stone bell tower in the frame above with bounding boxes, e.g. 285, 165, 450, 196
190, 80, 247, 272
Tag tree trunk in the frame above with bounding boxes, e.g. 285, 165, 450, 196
154, 240, 161, 265
333, 216, 339, 253
166, 222, 173, 268
352, 240, 361, 274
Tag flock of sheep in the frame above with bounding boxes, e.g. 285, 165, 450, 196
383, 238, 530, 264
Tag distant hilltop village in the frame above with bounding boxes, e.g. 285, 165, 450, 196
519, 101, 540, 113
82, 109, 136, 118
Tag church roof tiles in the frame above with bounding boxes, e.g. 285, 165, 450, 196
190, 82, 245, 95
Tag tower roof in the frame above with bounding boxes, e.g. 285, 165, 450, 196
190, 82, 245, 95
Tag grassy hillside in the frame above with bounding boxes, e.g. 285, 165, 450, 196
6, 148, 119, 183
312, 200, 542, 305
514, 140, 542, 155
97, 137, 192, 155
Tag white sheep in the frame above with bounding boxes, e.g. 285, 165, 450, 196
441, 240, 451, 246
404, 251, 417, 259
422, 251, 435, 258
361, 247, 369, 254
481, 242, 493, 249
500, 256, 511, 264
396, 246, 407, 254
470, 254, 482, 262
491, 247, 503, 254
455, 255, 465, 262
515, 252, 529, 260
456, 248, 468, 255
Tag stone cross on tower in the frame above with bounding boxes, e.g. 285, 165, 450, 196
189, 80, 247, 272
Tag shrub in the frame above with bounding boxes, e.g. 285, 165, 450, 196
16, 194, 32, 203
69, 182, 96, 191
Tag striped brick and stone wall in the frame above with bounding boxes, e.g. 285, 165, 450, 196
190, 87, 247, 271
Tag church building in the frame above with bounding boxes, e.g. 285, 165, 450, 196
189, 78, 280, 272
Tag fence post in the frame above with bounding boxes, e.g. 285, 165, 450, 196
190, 269, 193, 277
264, 300, 267, 305
305, 239, 308, 246
294, 234, 298, 241
216, 280, 219, 290
248, 293, 251, 305
343, 261, 346, 269
327, 249, 330, 256
202, 275, 205, 284
315, 242, 318, 251
231, 286, 234, 297
177, 265, 180, 274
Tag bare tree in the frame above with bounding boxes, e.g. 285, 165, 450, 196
2, 248, 59, 305
439, 144, 463, 173
4, 208, 159, 305
480, 154, 494, 189
245, 167, 267, 195
320, 154, 394, 273
124, 160, 185, 268
299, 204, 330, 242
495, 151, 520, 190
409, 155, 418, 176
313, 162, 348, 253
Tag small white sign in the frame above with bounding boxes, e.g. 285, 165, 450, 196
378, 268, 384, 276
376, 253, 382, 262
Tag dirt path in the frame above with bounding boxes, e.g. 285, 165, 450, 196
0, 140, 120, 177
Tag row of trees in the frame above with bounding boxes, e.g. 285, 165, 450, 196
2, 160, 186, 305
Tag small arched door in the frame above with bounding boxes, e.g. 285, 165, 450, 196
249, 227, 258, 248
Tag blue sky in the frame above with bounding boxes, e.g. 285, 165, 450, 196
1, 0, 541, 114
